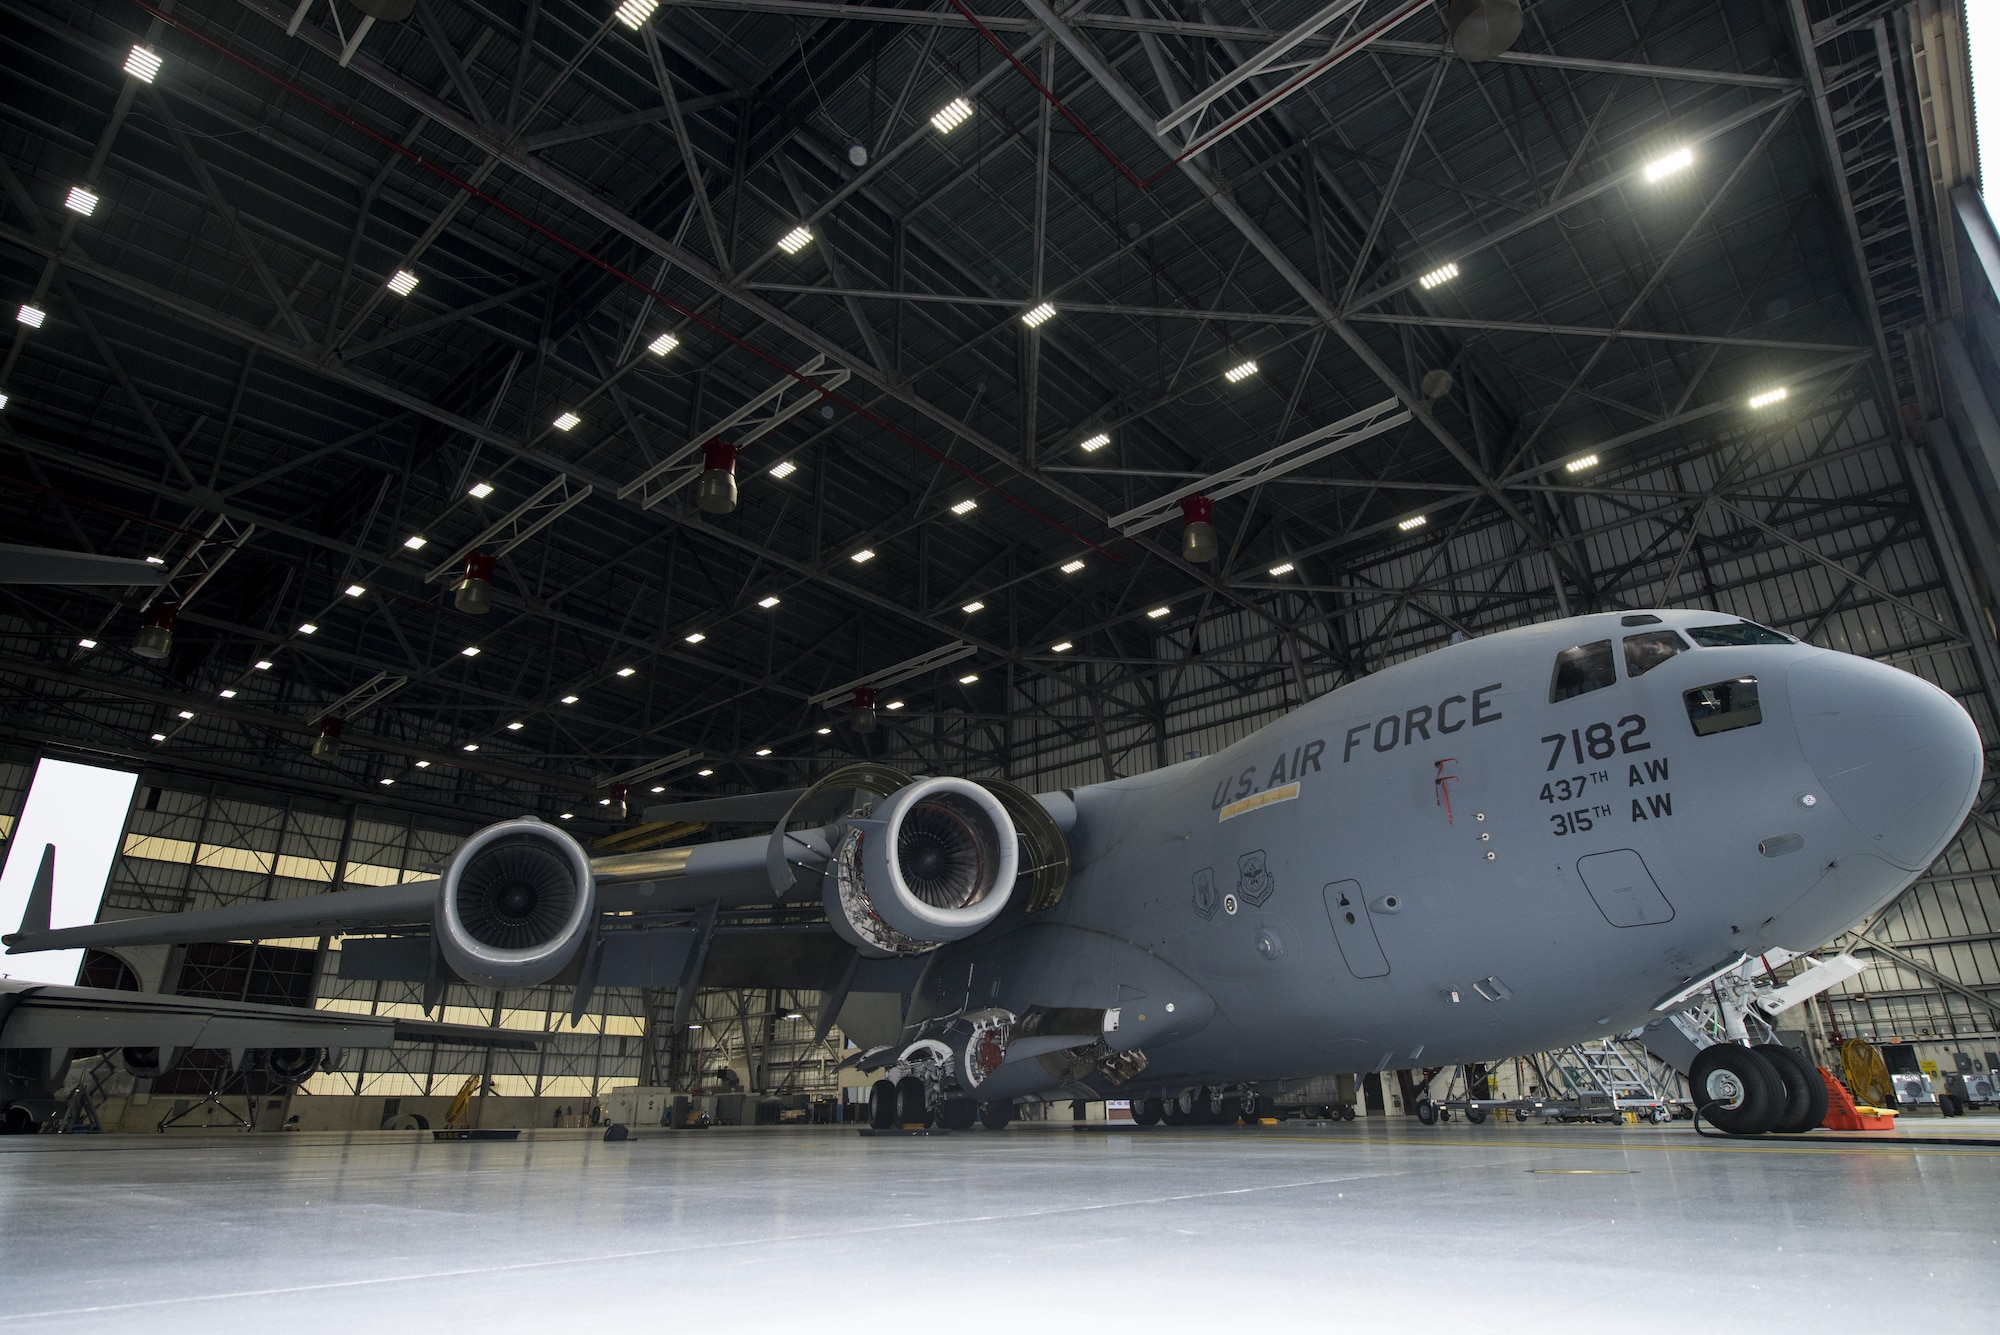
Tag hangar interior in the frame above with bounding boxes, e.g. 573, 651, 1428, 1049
2, 0, 2000, 1150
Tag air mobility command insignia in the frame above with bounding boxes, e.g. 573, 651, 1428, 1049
1236, 849, 1276, 907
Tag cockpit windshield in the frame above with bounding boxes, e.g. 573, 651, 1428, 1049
1685, 620, 1792, 647
1550, 640, 1616, 702
1623, 630, 1688, 678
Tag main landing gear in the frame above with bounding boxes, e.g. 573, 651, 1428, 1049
867, 1078, 1013, 1131
1689, 1042, 1828, 1135
1136, 1085, 1269, 1127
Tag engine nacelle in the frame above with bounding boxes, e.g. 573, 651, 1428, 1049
436, 818, 596, 988
825, 777, 1018, 955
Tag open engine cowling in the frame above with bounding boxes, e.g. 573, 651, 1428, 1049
826, 777, 1019, 955
437, 818, 596, 988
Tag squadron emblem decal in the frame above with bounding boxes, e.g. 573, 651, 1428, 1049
1191, 867, 1220, 920
1236, 849, 1276, 907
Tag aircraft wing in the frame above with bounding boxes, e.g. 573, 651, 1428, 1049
4, 879, 438, 955
0, 979, 542, 1054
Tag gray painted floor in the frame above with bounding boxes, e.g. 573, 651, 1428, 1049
3, 1118, 1997, 1330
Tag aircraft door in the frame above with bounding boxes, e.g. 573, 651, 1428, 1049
1322, 880, 1389, 978
1574, 849, 1675, 927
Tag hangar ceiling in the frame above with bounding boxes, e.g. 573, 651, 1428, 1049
1, 0, 1992, 839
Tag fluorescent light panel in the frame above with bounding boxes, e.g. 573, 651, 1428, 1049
386, 269, 419, 296
777, 225, 814, 255
1021, 301, 1056, 328
1268, 562, 1295, 576
1061, 559, 1085, 574
1418, 260, 1459, 290
1748, 386, 1788, 409
1079, 432, 1110, 452
1146, 606, 1170, 619
648, 331, 679, 356
950, 499, 977, 515
768, 460, 797, 479
1397, 514, 1428, 532
403, 535, 427, 550
344, 583, 366, 597
1052, 641, 1072, 652
958, 673, 979, 684
614, 0, 658, 29
124, 45, 162, 82
758, 595, 780, 608
468, 481, 494, 499
961, 600, 984, 613
1644, 146, 1693, 182
684, 631, 706, 643
931, 97, 973, 133
64, 186, 98, 217
552, 411, 581, 431
616, 666, 636, 677
851, 549, 875, 563
1565, 454, 1600, 473
17, 305, 46, 329
1224, 359, 1258, 383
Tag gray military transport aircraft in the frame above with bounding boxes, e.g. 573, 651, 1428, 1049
5, 609, 1981, 1136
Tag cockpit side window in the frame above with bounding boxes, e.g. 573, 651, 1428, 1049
1623, 630, 1689, 678
1550, 640, 1617, 702
1685, 620, 1793, 647
1685, 676, 1762, 735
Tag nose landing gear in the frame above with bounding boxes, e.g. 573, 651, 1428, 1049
1689, 1041, 1829, 1135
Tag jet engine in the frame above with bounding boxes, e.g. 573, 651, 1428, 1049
826, 776, 1019, 955
436, 818, 596, 989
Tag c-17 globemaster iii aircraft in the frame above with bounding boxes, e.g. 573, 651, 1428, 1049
6, 609, 1981, 1137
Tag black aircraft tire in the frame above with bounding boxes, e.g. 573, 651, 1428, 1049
1690, 1044, 1783, 1134
938, 1097, 977, 1131
1465, 1105, 1488, 1125
978, 1100, 1014, 1131
0, 1105, 37, 1135
1754, 1043, 1827, 1134
869, 1079, 899, 1130
894, 1076, 930, 1128
1133, 1097, 1164, 1127
1415, 1098, 1438, 1125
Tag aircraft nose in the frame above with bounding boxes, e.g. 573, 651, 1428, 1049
1787, 654, 1982, 870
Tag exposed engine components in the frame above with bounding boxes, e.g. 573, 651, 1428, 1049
453, 551, 495, 614
825, 776, 1019, 954
974, 777, 1071, 912
1179, 492, 1217, 562
1447, 0, 1522, 61
697, 439, 738, 515
437, 818, 596, 988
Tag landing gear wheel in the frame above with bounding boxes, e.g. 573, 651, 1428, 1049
1465, 1105, 1488, 1125
894, 1075, 931, 1128
938, 1097, 977, 1131
1133, 1097, 1164, 1127
1177, 1088, 1211, 1125
1237, 1092, 1261, 1123
1337, 1104, 1356, 1121
1751, 1043, 1820, 1134
1690, 1044, 1783, 1134
978, 1100, 1014, 1131
869, 1079, 898, 1130
1415, 1098, 1438, 1125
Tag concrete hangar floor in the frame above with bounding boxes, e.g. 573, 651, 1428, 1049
2, 1118, 1997, 1330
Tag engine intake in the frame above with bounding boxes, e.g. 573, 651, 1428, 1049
827, 777, 1019, 955
437, 818, 595, 988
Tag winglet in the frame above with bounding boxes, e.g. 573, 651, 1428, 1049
6, 844, 55, 945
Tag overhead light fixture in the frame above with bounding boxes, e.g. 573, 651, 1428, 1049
403, 535, 427, 550
1079, 432, 1110, 452
1418, 261, 1459, 290
124, 45, 162, 83
1052, 641, 1072, 652
559, 812, 573, 820
755, 747, 772, 757
64, 186, 99, 217
958, 673, 979, 685
616, 666, 636, 677
253, 659, 272, 670
218, 689, 236, 699
415, 760, 431, 768
650, 785, 666, 793
379, 778, 394, 786
1268, 562, 1295, 576
552, 411, 581, 432
143, 555, 165, 565
298, 622, 318, 634
614, 0, 658, 29
816, 727, 831, 735
461, 645, 480, 657
468, 481, 494, 499
962, 600, 985, 614
16, 304, 46, 329
386, 269, 419, 296
561, 694, 579, 704
507, 721, 524, 730
697, 768, 713, 777
344, 584, 366, 597
463, 743, 479, 752
684, 631, 706, 644
1021, 301, 1056, 329
176, 710, 194, 720
1565, 454, 1600, 473
885, 700, 904, 710
1146, 606, 1170, 619
646, 331, 680, 358
0, 392, 8, 409
1398, 514, 1428, 532
150, 732, 166, 742
777, 225, 814, 255
1224, 359, 1259, 384
1644, 145, 1693, 182
851, 548, 875, 564
1061, 559, 1085, 574
931, 97, 973, 133
1748, 386, 1788, 409
768, 460, 797, 479
950, 499, 977, 515
758, 595, 780, 609
77, 638, 97, 649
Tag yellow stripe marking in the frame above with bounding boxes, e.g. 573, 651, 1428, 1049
1219, 782, 1299, 822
